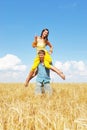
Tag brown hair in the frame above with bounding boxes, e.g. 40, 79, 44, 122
40, 28, 49, 41
38, 50, 45, 55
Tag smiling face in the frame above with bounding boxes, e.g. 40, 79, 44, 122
38, 50, 45, 62
41, 29, 49, 40
42, 30, 49, 38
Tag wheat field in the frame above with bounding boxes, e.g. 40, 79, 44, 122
0, 83, 87, 130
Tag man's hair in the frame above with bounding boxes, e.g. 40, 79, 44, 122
38, 50, 45, 55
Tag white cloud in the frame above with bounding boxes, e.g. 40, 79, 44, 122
51, 60, 87, 82
71, 61, 85, 71
0, 54, 26, 71
0, 54, 27, 82
0, 55, 87, 83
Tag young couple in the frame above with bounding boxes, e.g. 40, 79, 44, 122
25, 28, 65, 94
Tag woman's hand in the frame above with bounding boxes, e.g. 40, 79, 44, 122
32, 36, 37, 48
49, 48, 53, 54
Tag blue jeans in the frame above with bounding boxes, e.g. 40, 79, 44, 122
35, 82, 52, 95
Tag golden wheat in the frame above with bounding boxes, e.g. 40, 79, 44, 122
0, 83, 87, 130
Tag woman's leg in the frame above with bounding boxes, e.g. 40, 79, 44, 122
25, 56, 40, 87
44, 52, 65, 80
31, 56, 40, 70
50, 65, 65, 80
25, 70, 34, 87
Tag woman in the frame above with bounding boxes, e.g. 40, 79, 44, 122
31, 28, 53, 70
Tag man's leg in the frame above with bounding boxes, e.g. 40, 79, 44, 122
35, 82, 43, 95
44, 83, 52, 95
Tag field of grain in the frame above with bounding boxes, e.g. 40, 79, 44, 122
0, 83, 87, 130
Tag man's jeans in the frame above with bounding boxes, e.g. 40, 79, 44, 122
35, 82, 52, 95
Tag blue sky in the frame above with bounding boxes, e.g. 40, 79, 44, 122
0, 0, 87, 82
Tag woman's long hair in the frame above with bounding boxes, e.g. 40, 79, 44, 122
40, 28, 49, 41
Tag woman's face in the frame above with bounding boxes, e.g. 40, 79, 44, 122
42, 30, 49, 38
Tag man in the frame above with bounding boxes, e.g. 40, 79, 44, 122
25, 50, 52, 94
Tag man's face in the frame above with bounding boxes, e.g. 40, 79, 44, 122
38, 53, 45, 62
